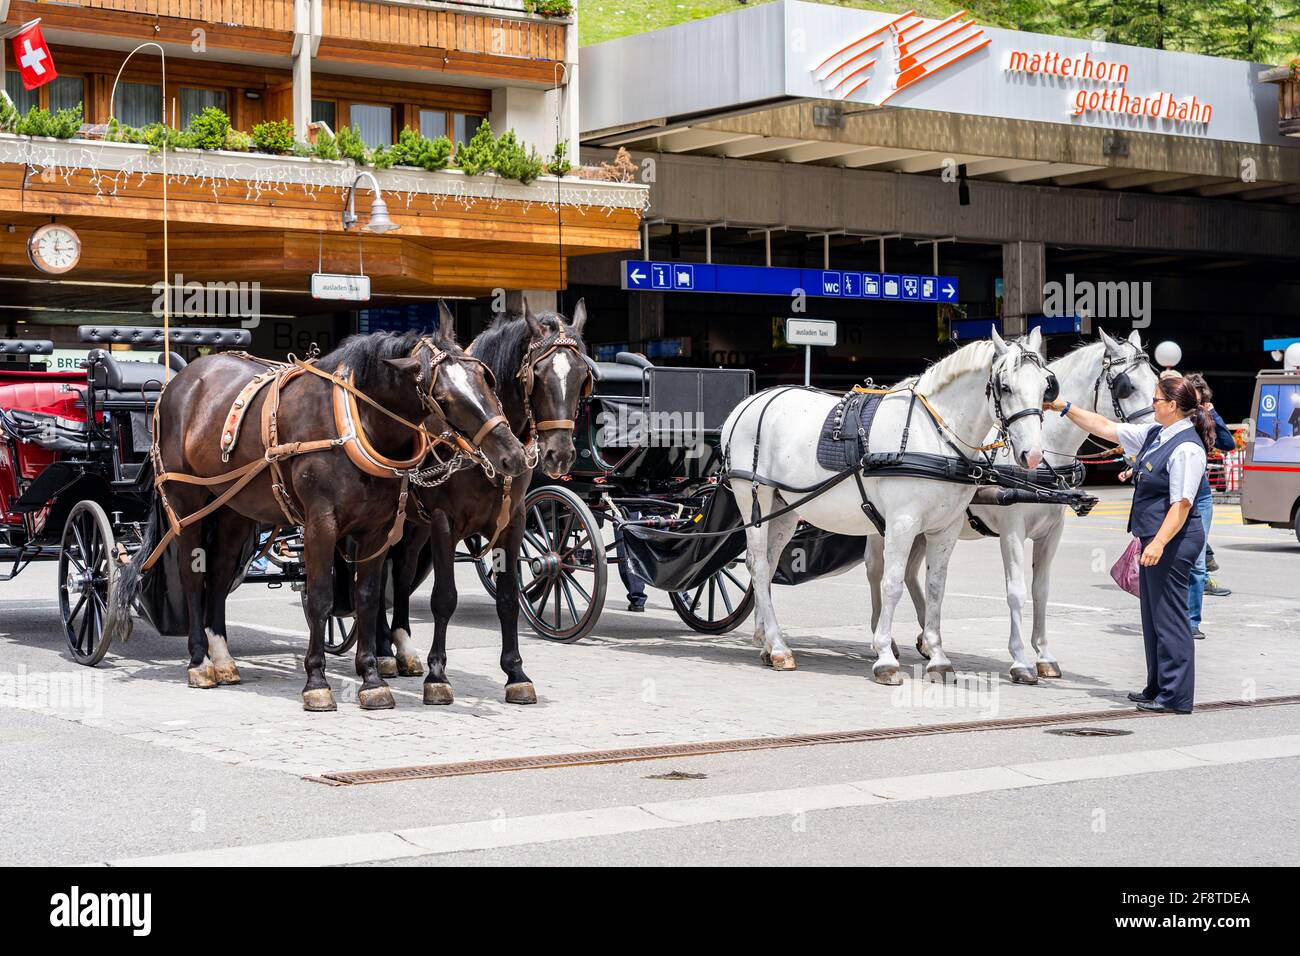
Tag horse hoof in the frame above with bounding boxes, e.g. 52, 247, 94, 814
915, 637, 931, 660
505, 682, 537, 705
376, 656, 399, 678
423, 682, 454, 705
1009, 666, 1039, 685
769, 652, 797, 671
302, 688, 337, 712
187, 664, 217, 689
213, 662, 241, 685
926, 664, 957, 684
1036, 661, 1063, 679
872, 666, 904, 686
398, 653, 425, 678
759, 650, 771, 666
359, 686, 396, 710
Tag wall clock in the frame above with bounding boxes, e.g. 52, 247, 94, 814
28, 223, 81, 275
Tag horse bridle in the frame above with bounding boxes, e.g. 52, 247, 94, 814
987, 345, 1055, 438
412, 337, 509, 474
516, 329, 593, 442
1093, 345, 1156, 423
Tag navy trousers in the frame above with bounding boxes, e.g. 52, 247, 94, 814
1137, 517, 1204, 712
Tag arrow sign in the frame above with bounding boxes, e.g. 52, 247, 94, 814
628, 266, 647, 288
621, 259, 959, 303
938, 277, 959, 302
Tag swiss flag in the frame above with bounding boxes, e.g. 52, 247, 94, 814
12, 21, 57, 92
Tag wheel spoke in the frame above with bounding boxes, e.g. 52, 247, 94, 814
559, 575, 579, 625
562, 570, 591, 603
716, 575, 735, 615
67, 591, 88, 632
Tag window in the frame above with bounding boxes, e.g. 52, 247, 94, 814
1253, 383, 1300, 464
4, 71, 39, 113
419, 109, 447, 140
453, 112, 485, 145
311, 99, 336, 132
180, 88, 227, 127
113, 81, 163, 127
350, 104, 392, 146
5, 73, 84, 116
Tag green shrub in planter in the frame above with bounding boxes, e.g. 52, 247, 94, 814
0, 97, 18, 134
390, 127, 453, 171
545, 140, 571, 177
224, 128, 253, 152
251, 118, 295, 155
311, 129, 340, 161
187, 107, 231, 151
455, 119, 496, 176
16, 105, 83, 139
335, 126, 368, 164
493, 130, 543, 185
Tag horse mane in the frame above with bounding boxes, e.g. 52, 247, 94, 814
317, 329, 456, 389
915, 340, 996, 395
470, 310, 588, 394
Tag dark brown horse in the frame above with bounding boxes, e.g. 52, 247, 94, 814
377, 301, 591, 704
107, 313, 527, 711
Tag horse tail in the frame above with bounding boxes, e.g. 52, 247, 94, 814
104, 460, 159, 645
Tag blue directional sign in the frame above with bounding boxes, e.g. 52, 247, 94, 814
620, 260, 959, 303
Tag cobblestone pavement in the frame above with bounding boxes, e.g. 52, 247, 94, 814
2, 490, 1296, 779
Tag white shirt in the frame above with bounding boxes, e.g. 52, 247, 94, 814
1115, 418, 1207, 505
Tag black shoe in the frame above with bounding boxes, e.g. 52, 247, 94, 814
1136, 701, 1192, 715
1205, 583, 1231, 597
1127, 691, 1155, 703
1205, 554, 1220, 573
1192, 628, 1206, 640
627, 602, 645, 612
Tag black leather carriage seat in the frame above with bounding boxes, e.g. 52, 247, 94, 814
591, 352, 651, 397
87, 349, 173, 405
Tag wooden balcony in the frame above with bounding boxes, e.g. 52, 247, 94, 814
1259, 66, 1300, 138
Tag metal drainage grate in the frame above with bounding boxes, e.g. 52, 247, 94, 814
646, 770, 709, 781
1046, 727, 1134, 737
307, 693, 1300, 786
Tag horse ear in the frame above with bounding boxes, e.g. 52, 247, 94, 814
570, 298, 587, 336
1099, 327, 1122, 355
384, 356, 421, 374
1127, 329, 1143, 349
990, 327, 1009, 356
1025, 326, 1044, 355
522, 300, 545, 338
437, 300, 458, 345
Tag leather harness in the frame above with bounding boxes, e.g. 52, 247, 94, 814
142, 340, 488, 572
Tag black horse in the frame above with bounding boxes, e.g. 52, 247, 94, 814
109, 314, 527, 711
377, 300, 591, 704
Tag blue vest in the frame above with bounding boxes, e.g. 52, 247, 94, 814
1127, 425, 1205, 540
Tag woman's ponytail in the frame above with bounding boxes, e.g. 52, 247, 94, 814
1157, 375, 1215, 453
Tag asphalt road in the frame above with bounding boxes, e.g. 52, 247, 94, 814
1, 488, 1296, 866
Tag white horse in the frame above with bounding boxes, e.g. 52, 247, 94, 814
722, 329, 1052, 684
875, 329, 1159, 682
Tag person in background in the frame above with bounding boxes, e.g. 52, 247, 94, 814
1046, 375, 1214, 714
1182, 374, 1236, 631
613, 512, 648, 611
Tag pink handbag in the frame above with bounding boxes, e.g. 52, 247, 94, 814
1110, 537, 1142, 597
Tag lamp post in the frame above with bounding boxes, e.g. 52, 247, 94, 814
108, 43, 172, 377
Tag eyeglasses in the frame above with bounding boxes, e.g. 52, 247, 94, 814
1154, 397, 1176, 406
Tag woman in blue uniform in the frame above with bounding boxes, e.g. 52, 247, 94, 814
1045, 375, 1214, 714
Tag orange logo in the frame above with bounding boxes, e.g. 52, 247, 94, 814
813, 9, 990, 102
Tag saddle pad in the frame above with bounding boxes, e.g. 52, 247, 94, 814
816, 391, 884, 472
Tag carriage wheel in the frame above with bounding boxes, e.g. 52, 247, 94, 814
470, 535, 497, 599
517, 486, 607, 643
299, 592, 358, 656
669, 559, 755, 634
59, 500, 117, 666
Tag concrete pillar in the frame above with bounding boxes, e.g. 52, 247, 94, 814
629, 292, 664, 349
490, 86, 558, 156
291, 0, 316, 140
563, 1, 581, 167
1001, 240, 1044, 337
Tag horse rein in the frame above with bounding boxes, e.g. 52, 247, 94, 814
986, 345, 1055, 437
1092, 346, 1157, 424
516, 330, 594, 446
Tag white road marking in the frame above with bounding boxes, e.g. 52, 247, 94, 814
97, 733, 1300, 867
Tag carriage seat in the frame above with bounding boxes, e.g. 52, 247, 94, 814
592, 352, 651, 397
0, 381, 91, 453
87, 349, 184, 406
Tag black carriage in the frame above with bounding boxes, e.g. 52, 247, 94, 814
458, 352, 758, 643
0, 326, 338, 666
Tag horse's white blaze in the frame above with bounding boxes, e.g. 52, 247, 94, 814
723, 336, 1050, 681
551, 351, 572, 404
444, 363, 491, 418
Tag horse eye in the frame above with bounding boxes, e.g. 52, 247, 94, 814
1000, 381, 1012, 393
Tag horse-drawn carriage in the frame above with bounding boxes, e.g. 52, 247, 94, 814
0, 327, 318, 665
459, 351, 758, 643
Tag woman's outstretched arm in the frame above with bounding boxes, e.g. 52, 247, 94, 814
1043, 397, 1121, 444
